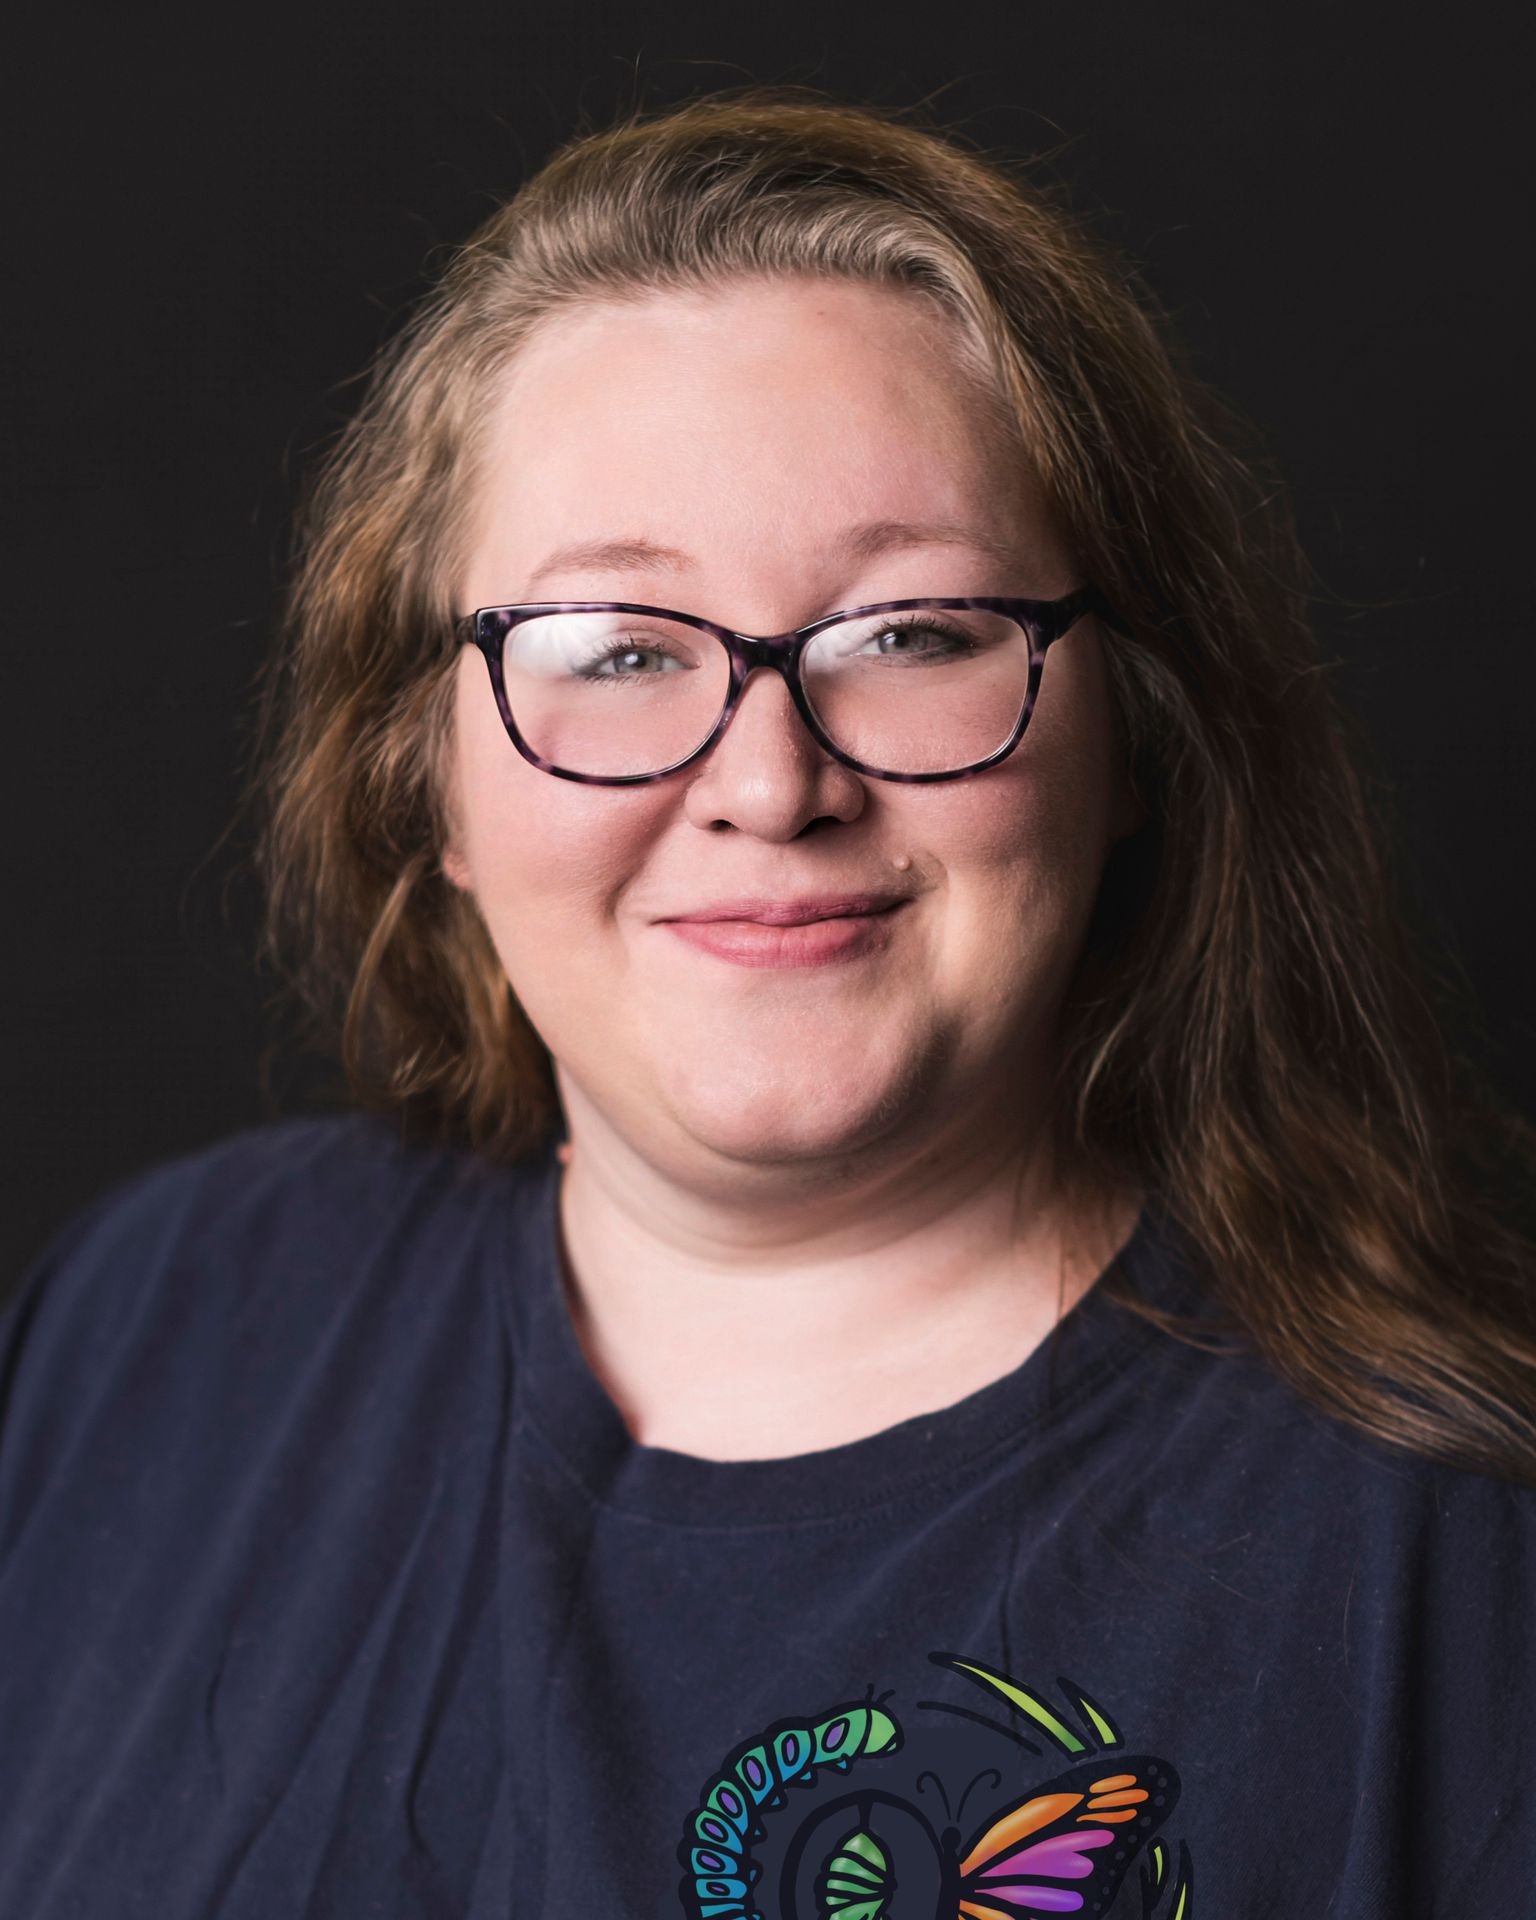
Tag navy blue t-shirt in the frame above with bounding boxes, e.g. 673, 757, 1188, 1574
1, 1111, 1531, 1917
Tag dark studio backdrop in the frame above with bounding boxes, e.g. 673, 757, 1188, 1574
4, 4, 1532, 1284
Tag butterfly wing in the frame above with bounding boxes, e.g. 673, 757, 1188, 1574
954, 1754, 1180, 1919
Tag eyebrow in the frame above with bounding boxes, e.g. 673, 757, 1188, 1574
520, 518, 1024, 593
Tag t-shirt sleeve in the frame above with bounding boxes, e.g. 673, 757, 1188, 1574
1401, 1452, 1536, 1898
0, 1118, 376, 1562
0, 1158, 194, 1559
0, 1114, 521, 1919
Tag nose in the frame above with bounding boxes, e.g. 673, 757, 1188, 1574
679, 662, 865, 839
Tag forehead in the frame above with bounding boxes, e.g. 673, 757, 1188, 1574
459, 276, 1058, 600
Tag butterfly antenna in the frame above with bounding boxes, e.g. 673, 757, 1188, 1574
952, 1765, 1001, 1829
913, 1768, 954, 1820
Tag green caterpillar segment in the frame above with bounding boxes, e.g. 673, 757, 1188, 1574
815, 1824, 895, 1920
695, 1756, 766, 1849
811, 1705, 899, 1770
772, 1723, 815, 1787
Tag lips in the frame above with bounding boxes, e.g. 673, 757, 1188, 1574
660, 895, 906, 927
654, 891, 912, 969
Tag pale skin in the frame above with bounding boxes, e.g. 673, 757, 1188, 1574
442, 274, 1145, 1461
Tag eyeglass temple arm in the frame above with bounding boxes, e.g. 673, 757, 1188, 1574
1068, 584, 1133, 640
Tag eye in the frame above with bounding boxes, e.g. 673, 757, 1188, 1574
577, 638, 690, 678
837, 616, 979, 663
872, 621, 963, 655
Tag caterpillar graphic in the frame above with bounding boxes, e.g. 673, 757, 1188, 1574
679, 1697, 903, 1919
676, 1653, 1194, 1920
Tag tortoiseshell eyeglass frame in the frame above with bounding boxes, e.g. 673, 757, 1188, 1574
451, 587, 1128, 786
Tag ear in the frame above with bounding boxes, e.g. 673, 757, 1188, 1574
441, 844, 472, 891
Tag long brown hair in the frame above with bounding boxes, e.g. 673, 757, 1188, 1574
244, 86, 1536, 1486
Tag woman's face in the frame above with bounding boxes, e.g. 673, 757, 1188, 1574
444, 275, 1136, 1185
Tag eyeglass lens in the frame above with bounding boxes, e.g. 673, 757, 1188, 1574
496, 606, 1035, 777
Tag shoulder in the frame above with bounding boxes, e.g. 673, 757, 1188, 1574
1122, 1212, 1536, 1497
0, 1113, 559, 1564
0, 1115, 559, 1684
10, 1116, 395, 1329
1133, 1284, 1536, 1585
1, 1112, 555, 1440
9, 1108, 550, 1291
13, 1111, 480, 1262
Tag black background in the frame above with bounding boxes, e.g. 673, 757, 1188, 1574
5, 3, 1532, 1280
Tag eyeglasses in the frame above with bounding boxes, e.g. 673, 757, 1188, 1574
453, 588, 1124, 785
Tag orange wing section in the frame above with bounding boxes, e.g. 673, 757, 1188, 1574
1083, 1772, 1150, 1821
957, 1791, 1084, 1877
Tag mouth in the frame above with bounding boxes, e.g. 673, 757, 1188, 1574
660, 900, 908, 970
660, 894, 908, 927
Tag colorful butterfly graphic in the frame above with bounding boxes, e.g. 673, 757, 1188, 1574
816, 1749, 1179, 1919
676, 1652, 1194, 1920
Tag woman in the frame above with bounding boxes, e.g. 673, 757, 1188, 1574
2, 89, 1532, 1919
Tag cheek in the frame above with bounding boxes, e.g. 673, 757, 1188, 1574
465, 773, 657, 950
987, 642, 1118, 882
929, 739, 1110, 897
918, 696, 1115, 992
450, 663, 655, 946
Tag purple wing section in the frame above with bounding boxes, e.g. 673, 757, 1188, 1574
977, 1826, 1116, 1882
976, 1890, 1087, 1913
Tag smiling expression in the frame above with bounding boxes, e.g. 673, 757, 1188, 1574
442, 274, 1135, 1177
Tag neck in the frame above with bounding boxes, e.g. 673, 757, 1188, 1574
551, 1092, 1142, 1462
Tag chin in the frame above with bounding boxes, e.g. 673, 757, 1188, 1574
664, 1066, 924, 1174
